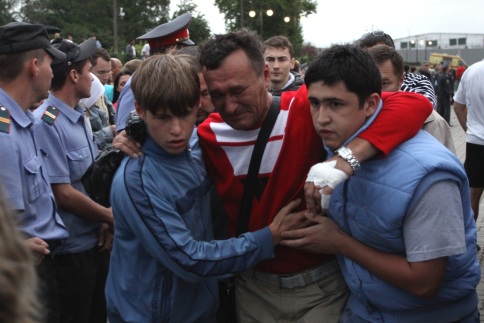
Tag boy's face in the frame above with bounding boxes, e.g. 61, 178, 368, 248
308, 80, 378, 151
135, 103, 199, 155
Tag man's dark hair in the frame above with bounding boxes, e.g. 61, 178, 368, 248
90, 48, 111, 67
263, 35, 294, 58
0, 49, 46, 81
357, 31, 395, 49
51, 59, 89, 91
198, 29, 264, 74
368, 45, 404, 78
305, 44, 381, 107
175, 45, 201, 72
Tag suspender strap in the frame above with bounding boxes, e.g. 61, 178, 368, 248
236, 96, 280, 235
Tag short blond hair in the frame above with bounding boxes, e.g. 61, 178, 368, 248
131, 54, 200, 116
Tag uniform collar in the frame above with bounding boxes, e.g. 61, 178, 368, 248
0, 87, 33, 128
45, 93, 86, 123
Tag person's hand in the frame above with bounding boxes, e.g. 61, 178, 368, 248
25, 237, 50, 265
110, 125, 116, 137
269, 199, 309, 245
305, 160, 349, 216
113, 130, 143, 158
280, 214, 346, 254
97, 223, 114, 252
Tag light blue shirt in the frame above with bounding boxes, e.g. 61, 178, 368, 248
0, 88, 68, 242
34, 93, 99, 254
114, 76, 134, 132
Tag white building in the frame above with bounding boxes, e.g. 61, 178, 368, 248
394, 33, 484, 65
394, 33, 484, 50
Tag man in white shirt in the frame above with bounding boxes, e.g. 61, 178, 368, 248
454, 59, 484, 221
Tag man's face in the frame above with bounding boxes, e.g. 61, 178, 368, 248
378, 60, 404, 92
111, 58, 122, 79
91, 57, 111, 85
34, 52, 53, 103
308, 80, 377, 151
135, 103, 199, 155
76, 61, 93, 99
264, 46, 295, 90
196, 72, 214, 125
422, 64, 430, 72
203, 49, 271, 130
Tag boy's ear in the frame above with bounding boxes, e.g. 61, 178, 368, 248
135, 101, 145, 120
365, 93, 380, 117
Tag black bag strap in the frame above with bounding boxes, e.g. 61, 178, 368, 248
236, 96, 280, 235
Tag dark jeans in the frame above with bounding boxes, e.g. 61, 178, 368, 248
36, 254, 61, 323
54, 247, 110, 323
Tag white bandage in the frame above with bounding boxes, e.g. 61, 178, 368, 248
306, 160, 349, 209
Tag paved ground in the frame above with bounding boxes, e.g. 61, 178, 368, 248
448, 107, 484, 318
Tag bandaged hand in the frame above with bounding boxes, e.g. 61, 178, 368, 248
306, 160, 349, 210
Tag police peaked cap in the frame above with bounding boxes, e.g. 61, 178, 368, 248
51, 38, 97, 76
137, 13, 195, 48
0, 21, 66, 62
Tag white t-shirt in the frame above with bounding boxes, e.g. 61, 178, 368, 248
141, 43, 150, 59
454, 60, 484, 145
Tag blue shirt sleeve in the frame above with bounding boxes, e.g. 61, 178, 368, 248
115, 76, 134, 132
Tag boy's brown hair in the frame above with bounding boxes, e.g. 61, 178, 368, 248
131, 54, 200, 116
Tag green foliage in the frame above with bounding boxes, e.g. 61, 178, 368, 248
173, 0, 211, 45
213, 0, 317, 58
14, 0, 170, 53
0, 0, 18, 25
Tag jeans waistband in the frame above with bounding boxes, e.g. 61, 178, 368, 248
249, 260, 340, 289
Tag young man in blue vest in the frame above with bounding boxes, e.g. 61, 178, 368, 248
282, 45, 480, 322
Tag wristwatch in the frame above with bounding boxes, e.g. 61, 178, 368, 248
335, 146, 361, 174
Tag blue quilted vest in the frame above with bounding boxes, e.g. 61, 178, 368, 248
330, 131, 480, 322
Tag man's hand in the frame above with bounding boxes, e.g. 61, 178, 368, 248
280, 214, 346, 254
268, 199, 308, 245
305, 160, 349, 216
113, 130, 143, 158
25, 237, 50, 265
97, 223, 114, 252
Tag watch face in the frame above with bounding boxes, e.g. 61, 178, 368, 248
337, 147, 349, 157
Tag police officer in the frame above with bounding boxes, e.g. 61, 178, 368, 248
437, 61, 454, 124
0, 21, 69, 322
115, 12, 195, 133
33, 38, 113, 323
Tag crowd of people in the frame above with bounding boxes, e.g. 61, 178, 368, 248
0, 11, 483, 323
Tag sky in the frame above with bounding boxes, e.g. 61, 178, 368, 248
170, 0, 484, 48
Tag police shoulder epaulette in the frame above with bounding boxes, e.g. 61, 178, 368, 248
0, 106, 11, 134
41, 106, 60, 125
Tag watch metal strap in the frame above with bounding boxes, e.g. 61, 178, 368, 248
336, 146, 361, 173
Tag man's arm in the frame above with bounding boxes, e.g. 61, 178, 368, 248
453, 102, 467, 132
51, 183, 113, 226
305, 92, 432, 214
357, 91, 432, 156
281, 215, 446, 299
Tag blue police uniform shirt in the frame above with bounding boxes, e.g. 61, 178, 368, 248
114, 76, 134, 132
0, 88, 68, 241
33, 93, 99, 254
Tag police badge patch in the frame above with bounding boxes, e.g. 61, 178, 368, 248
0, 106, 10, 133
41, 106, 59, 125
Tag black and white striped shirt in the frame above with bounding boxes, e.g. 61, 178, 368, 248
401, 73, 437, 107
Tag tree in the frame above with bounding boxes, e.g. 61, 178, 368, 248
213, 0, 317, 57
172, 0, 211, 45
0, 0, 18, 25
15, 0, 170, 53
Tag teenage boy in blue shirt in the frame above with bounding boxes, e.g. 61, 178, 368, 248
106, 54, 305, 322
